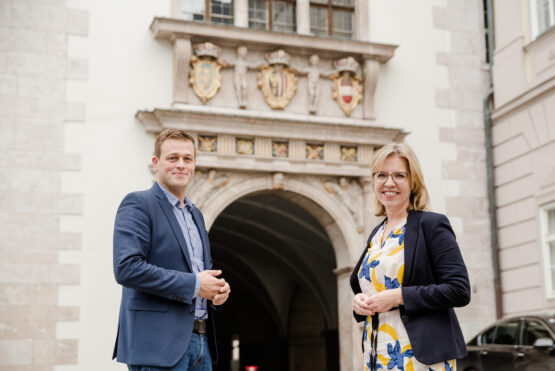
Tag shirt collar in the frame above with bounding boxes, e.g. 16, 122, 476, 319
157, 181, 193, 210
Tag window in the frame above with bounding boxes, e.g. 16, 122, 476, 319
181, 0, 234, 24
494, 321, 519, 345
541, 202, 555, 296
521, 320, 552, 346
479, 326, 496, 345
530, 0, 555, 39
248, 0, 296, 32
310, 0, 354, 39
479, 321, 520, 346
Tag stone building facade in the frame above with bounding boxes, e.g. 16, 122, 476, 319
0, 0, 503, 370
491, 0, 555, 315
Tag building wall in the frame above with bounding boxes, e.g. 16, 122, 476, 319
0, 0, 497, 370
371, 0, 495, 336
0, 0, 88, 369
492, 0, 555, 315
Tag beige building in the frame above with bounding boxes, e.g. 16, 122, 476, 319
491, 0, 555, 315
5, 0, 550, 370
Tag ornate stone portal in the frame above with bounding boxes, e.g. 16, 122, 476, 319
144, 17, 401, 371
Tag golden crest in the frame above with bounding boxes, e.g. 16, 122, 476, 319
257, 64, 298, 109
189, 56, 224, 103
331, 71, 363, 116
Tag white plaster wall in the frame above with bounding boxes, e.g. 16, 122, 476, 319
369, 0, 456, 218
63, 1, 172, 370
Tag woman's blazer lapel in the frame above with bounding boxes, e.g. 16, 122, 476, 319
403, 210, 422, 286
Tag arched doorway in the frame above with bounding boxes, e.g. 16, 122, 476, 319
210, 192, 339, 371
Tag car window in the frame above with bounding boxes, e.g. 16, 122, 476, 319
480, 326, 496, 345
494, 320, 519, 345
521, 320, 552, 346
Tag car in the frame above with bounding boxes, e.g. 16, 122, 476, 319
458, 314, 555, 371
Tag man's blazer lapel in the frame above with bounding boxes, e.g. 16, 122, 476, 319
403, 210, 422, 285
151, 183, 193, 272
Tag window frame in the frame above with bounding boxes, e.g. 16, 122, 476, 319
248, 0, 297, 33
309, 0, 355, 39
530, 0, 555, 39
181, 0, 234, 25
541, 201, 555, 298
520, 318, 554, 346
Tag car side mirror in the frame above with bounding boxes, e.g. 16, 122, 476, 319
533, 337, 554, 349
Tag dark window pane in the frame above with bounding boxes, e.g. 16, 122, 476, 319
548, 208, 555, 234
211, 0, 233, 24
480, 326, 496, 345
522, 320, 552, 346
182, 0, 205, 21
249, 0, 268, 29
333, 0, 353, 5
332, 8, 353, 37
310, 6, 328, 36
494, 321, 519, 345
273, 1, 296, 32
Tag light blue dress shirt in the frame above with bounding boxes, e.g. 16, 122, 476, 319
158, 182, 207, 320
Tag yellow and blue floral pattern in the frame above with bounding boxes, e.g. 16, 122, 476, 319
358, 220, 456, 371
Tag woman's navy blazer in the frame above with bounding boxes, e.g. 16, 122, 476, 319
350, 210, 471, 365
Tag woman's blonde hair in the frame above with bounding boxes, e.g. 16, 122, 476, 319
370, 143, 430, 216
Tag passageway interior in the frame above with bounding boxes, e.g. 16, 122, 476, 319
209, 192, 339, 371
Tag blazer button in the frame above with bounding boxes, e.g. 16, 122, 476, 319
401, 314, 409, 323
189, 309, 195, 315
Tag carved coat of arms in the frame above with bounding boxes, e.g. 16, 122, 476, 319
258, 50, 297, 109
189, 42, 225, 103
331, 57, 363, 116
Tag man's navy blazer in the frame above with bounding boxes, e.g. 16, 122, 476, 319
350, 210, 471, 365
112, 182, 217, 367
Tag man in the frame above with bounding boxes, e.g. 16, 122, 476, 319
113, 128, 230, 370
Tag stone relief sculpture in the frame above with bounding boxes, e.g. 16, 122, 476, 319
297, 54, 334, 114
189, 42, 227, 103
190, 169, 232, 209
257, 49, 298, 109
226, 46, 261, 109
323, 177, 364, 233
330, 56, 363, 116
272, 172, 285, 190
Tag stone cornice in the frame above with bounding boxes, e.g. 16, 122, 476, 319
491, 74, 555, 121
150, 17, 398, 62
136, 106, 407, 144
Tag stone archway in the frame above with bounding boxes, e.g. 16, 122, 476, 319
188, 170, 369, 371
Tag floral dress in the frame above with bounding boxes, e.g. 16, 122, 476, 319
358, 220, 456, 371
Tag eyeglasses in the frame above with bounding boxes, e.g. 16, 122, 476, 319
372, 171, 409, 184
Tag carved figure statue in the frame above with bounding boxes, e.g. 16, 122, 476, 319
324, 177, 364, 232
297, 54, 334, 114
234, 46, 248, 109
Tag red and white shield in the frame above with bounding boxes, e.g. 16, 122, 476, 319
340, 77, 353, 104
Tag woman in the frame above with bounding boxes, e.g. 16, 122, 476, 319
350, 143, 470, 371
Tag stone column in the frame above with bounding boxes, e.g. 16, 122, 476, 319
173, 38, 192, 105
235, 0, 248, 27
361, 176, 374, 238
362, 59, 380, 120
296, 0, 311, 35
334, 265, 359, 371
355, 0, 370, 41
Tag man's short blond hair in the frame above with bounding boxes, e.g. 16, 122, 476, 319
154, 129, 196, 158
